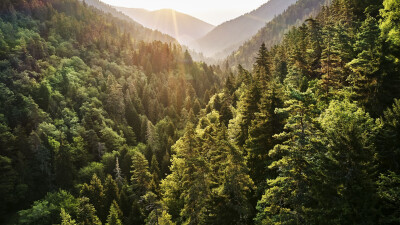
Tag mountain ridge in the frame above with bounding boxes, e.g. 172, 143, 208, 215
194, 0, 298, 57
116, 7, 215, 46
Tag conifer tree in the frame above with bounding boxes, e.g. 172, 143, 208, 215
348, 14, 382, 115
80, 174, 106, 222
76, 197, 102, 225
161, 123, 212, 224
130, 152, 152, 197
229, 76, 261, 147
255, 88, 320, 224
254, 43, 271, 81
378, 0, 400, 110
245, 81, 285, 188
206, 121, 254, 224
104, 175, 120, 215
315, 100, 377, 224
376, 99, 400, 172
106, 201, 123, 225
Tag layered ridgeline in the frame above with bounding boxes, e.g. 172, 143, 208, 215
0, 0, 222, 224
195, 0, 298, 58
116, 7, 215, 46
227, 0, 328, 69
79, 0, 176, 43
161, 0, 399, 224
82, 0, 212, 63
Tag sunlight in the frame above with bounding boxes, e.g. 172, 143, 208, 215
170, 10, 180, 41
100, 0, 269, 24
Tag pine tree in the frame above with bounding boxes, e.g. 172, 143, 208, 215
150, 155, 161, 193
315, 100, 377, 224
254, 43, 271, 81
255, 88, 320, 224
318, 20, 353, 102
229, 77, 261, 147
245, 81, 285, 188
377, 171, 400, 224
80, 174, 106, 222
206, 121, 254, 224
378, 0, 400, 111
104, 175, 120, 216
348, 14, 382, 115
161, 123, 211, 224
130, 152, 152, 197
376, 99, 400, 172
106, 201, 123, 225
305, 18, 323, 79
76, 197, 102, 225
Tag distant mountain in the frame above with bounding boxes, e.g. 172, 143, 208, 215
79, 0, 177, 43
194, 0, 298, 58
115, 7, 215, 46
226, 0, 328, 69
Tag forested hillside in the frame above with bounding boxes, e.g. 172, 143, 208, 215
226, 0, 327, 69
0, 0, 221, 224
1, 0, 400, 224
162, 0, 399, 224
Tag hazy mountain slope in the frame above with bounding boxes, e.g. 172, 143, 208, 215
226, 0, 328, 69
80, 0, 177, 43
195, 0, 298, 57
116, 7, 215, 45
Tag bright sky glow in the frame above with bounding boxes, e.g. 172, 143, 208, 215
99, 0, 270, 25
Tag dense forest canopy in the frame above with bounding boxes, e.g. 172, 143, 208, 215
0, 0, 400, 224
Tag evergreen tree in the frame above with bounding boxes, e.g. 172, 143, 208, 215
255, 88, 320, 224
76, 197, 102, 225
229, 77, 261, 147
254, 43, 271, 80
130, 152, 152, 197
314, 100, 377, 224
377, 171, 400, 224
104, 175, 120, 216
161, 123, 211, 224
245, 81, 285, 188
305, 18, 323, 79
206, 121, 254, 224
378, 0, 400, 111
80, 174, 106, 222
150, 155, 161, 193
106, 201, 123, 225
348, 14, 382, 115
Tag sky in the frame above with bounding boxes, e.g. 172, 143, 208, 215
99, 0, 269, 25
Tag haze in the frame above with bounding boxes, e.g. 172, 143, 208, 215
99, 0, 270, 25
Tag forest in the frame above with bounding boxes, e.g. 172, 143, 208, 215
0, 0, 399, 224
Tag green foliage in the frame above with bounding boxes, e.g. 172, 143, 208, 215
80, 174, 106, 222
380, 0, 400, 48
106, 201, 123, 225
255, 88, 320, 224
1, 0, 400, 224
376, 99, 400, 172
60, 208, 77, 225
130, 152, 152, 197
18, 190, 79, 225
377, 171, 400, 224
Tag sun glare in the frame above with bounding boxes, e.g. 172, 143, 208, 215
99, 0, 270, 25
